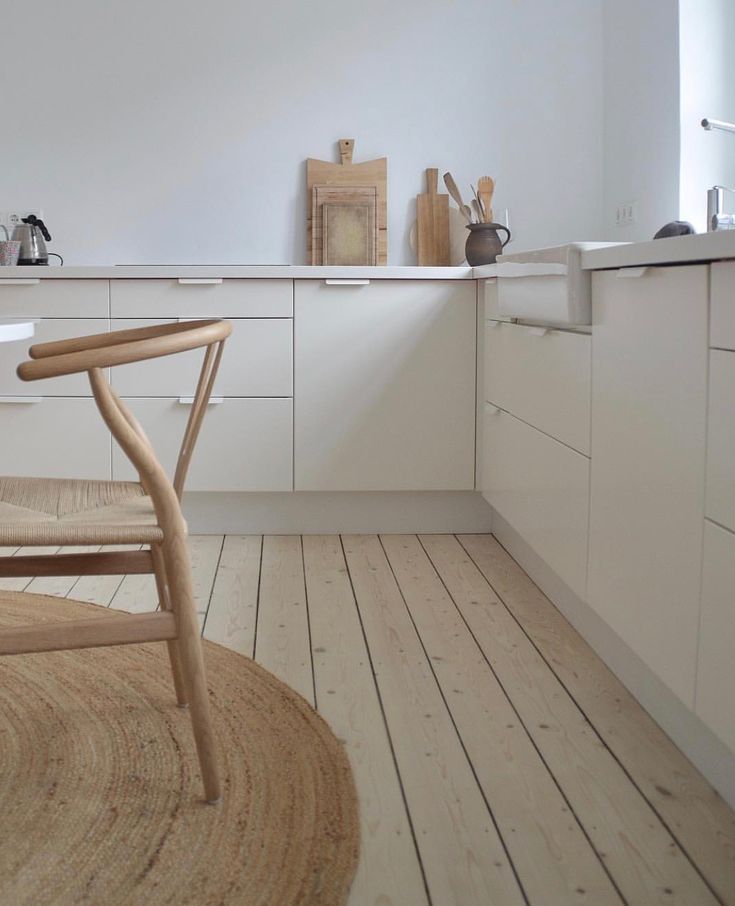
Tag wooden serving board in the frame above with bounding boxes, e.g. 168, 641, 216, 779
416, 168, 450, 266
311, 185, 377, 265
307, 139, 387, 264
323, 203, 375, 266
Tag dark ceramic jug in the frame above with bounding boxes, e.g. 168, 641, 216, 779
465, 222, 511, 265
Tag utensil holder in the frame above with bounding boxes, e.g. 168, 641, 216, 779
465, 222, 511, 266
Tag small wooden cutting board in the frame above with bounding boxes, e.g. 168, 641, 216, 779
416, 168, 450, 266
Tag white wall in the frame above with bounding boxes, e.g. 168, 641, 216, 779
679, 0, 735, 231
602, 0, 681, 241
1, 0, 604, 265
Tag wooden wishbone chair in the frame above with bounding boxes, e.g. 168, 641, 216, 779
0, 319, 232, 803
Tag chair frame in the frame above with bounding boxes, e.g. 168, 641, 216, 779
0, 319, 232, 803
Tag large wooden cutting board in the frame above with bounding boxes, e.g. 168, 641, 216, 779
416, 168, 449, 266
307, 139, 387, 264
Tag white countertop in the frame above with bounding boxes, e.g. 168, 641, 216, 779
581, 230, 735, 270
0, 265, 474, 280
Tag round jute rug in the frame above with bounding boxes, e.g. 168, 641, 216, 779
0, 592, 359, 906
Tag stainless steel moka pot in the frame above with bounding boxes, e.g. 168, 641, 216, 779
12, 215, 52, 265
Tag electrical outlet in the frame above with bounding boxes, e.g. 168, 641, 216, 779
0, 210, 42, 236
615, 201, 638, 227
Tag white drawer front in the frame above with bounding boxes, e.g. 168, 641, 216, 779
710, 261, 735, 351
0, 398, 111, 480
110, 319, 292, 397
696, 520, 735, 752
113, 398, 293, 491
706, 350, 735, 532
110, 279, 293, 318
484, 321, 591, 454
0, 319, 109, 396
0, 279, 108, 317
482, 278, 508, 320
482, 405, 590, 598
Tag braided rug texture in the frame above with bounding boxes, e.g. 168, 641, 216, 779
0, 592, 359, 905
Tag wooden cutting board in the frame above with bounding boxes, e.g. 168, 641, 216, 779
416, 168, 450, 266
307, 139, 387, 264
311, 185, 377, 265
323, 203, 375, 266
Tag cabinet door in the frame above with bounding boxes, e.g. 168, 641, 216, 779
588, 266, 708, 706
483, 405, 590, 599
0, 398, 111, 480
110, 319, 292, 397
696, 520, 735, 751
112, 398, 293, 491
294, 280, 476, 491
705, 350, 735, 533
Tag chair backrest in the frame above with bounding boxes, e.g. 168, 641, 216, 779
17, 320, 232, 505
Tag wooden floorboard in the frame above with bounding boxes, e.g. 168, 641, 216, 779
382, 533, 621, 905
343, 534, 526, 905
457, 533, 735, 906
254, 535, 314, 706
303, 535, 428, 906
3, 532, 734, 906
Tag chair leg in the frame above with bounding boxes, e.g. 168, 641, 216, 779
151, 545, 188, 708
162, 535, 221, 804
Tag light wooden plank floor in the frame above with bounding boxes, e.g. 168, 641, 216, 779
2, 533, 734, 906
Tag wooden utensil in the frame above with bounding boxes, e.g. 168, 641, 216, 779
477, 175, 495, 223
307, 139, 387, 264
416, 168, 450, 266
443, 172, 472, 223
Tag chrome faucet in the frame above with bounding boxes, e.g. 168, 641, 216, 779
706, 186, 735, 232
702, 119, 735, 231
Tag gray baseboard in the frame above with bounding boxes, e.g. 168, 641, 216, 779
492, 509, 735, 809
183, 491, 494, 535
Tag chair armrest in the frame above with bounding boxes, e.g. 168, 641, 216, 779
17, 320, 231, 381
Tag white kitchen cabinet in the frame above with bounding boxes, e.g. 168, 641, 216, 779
484, 321, 591, 455
110, 279, 292, 318
110, 319, 292, 397
112, 398, 293, 491
696, 520, 735, 751
588, 265, 708, 706
705, 350, 735, 533
710, 261, 735, 351
0, 319, 109, 397
483, 404, 590, 599
0, 398, 111, 480
294, 279, 476, 491
0, 279, 109, 317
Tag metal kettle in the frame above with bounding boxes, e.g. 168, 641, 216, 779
12, 215, 53, 265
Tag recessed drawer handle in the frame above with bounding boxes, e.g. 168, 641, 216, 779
485, 404, 502, 415
178, 396, 224, 405
0, 279, 41, 286
616, 267, 649, 278
0, 396, 43, 404
177, 278, 223, 285
324, 279, 370, 286
527, 326, 551, 336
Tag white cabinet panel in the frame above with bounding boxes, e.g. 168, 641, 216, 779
294, 280, 476, 491
0, 319, 109, 397
110, 319, 292, 397
484, 321, 591, 454
588, 266, 708, 706
696, 520, 735, 751
113, 398, 292, 491
705, 350, 735, 532
110, 279, 292, 318
0, 279, 108, 317
0, 398, 111, 480
710, 261, 735, 351
482, 405, 590, 598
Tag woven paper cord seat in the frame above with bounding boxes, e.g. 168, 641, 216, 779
0, 476, 164, 546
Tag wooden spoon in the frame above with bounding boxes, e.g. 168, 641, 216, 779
443, 172, 472, 223
477, 176, 495, 222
